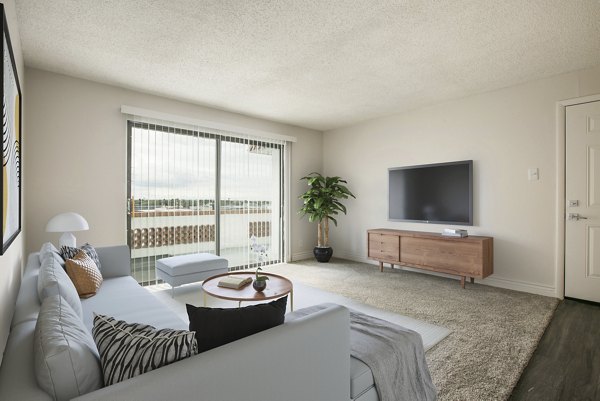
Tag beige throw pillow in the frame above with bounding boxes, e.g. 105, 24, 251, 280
65, 250, 103, 298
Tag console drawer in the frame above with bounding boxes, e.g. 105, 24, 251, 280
368, 233, 400, 262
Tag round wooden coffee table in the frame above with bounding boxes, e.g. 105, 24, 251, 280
202, 272, 294, 311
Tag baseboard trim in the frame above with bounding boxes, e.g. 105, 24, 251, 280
290, 250, 314, 261
334, 250, 369, 263
333, 249, 557, 298
480, 276, 556, 298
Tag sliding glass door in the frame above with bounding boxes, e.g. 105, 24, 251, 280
127, 121, 284, 285
219, 138, 282, 268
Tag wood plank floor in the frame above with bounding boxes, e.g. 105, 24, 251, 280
509, 299, 600, 401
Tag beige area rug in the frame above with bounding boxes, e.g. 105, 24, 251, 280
151, 279, 450, 350
266, 258, 559, 401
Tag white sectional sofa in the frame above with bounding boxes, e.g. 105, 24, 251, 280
0, 245, 359, 401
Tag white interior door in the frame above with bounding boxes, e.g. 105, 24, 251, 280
565, 100, 600, 303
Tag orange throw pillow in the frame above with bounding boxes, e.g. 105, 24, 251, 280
65, 250, 103, 298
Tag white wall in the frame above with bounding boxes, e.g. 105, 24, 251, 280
0, 0, 25, 365
24, 68, 322, 261
324, 65, 600, 297
20, 51, 600, 315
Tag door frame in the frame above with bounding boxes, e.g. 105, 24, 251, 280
555, 94, 600, 299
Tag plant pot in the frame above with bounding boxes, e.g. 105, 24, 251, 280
253, 279, 267, 292
313, 246, 333, 263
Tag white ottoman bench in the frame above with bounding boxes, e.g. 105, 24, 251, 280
156, 253, 228, 297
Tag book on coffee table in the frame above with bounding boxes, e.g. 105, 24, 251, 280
217, 275, 252, 289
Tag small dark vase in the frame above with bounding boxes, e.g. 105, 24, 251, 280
313, 246, 333, 263
253, 279, 267, 292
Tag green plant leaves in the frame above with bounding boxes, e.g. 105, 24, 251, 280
298, 172, 355, 243
255, 267, 269, 281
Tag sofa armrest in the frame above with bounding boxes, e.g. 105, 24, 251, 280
73, 304, 351, 401
95, 246, 131, 279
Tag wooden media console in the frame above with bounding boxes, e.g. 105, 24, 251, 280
367, 228, 493, 288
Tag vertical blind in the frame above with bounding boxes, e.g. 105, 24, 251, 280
127, 115, 286, 285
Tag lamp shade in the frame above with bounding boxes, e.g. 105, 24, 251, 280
45, 212, 89, 233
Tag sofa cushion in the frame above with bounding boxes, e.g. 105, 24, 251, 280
65, 250, 103, 298
39, 242, 65, 268
80, 275, 187, 332
37, 254, 83, 319
34, 295, 103, 401
186, 296, 287, 353
0, 321, 53, 401
92, 314, 198, 386
39, 242, 59, 262
39, 241, 57, 255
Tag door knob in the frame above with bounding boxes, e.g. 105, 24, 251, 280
568, 213, 588, 221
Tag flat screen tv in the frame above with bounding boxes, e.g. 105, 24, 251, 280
388, 160, 473, 225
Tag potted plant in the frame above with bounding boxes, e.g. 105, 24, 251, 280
299, 172, 355, 262
253, 267, 269, 292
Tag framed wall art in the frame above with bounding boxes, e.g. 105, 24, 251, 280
1, 4, 22, 255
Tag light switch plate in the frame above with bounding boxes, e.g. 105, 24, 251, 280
528, 168, 539, 181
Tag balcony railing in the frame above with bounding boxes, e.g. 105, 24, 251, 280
128, 208, 278, 285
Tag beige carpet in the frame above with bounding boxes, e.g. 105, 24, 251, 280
151, 279, 451, 350
266, 258, 558, 401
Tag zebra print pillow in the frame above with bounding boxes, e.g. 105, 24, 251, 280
92, 314, 198, 386
60, 245, 79, 261
60, 243, 102, 270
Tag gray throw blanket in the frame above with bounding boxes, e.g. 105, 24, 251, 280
290, 305, 437, 401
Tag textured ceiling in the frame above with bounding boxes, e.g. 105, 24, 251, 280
15, 1, 600, 131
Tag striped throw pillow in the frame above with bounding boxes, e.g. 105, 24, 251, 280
92, 314, 198, 386
65, 250, 103, 298
60, 245, 80, 260
60, 243, 102, 270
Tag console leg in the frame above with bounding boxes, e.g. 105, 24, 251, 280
470, 277, 474, 284
379, 262, 383, 272
460, 276, 465, 289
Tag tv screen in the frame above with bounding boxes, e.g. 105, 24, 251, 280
388, 160, 473, 225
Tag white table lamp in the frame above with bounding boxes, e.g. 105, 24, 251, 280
46, 212, 89, 248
